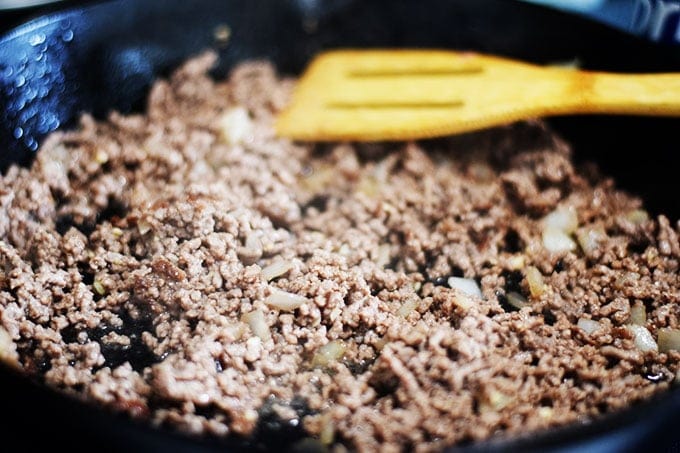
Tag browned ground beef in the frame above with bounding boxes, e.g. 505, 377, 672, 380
0, 52, 678, 452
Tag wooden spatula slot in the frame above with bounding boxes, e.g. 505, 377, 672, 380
347, 67, 483, 77
327, 101, 465, 109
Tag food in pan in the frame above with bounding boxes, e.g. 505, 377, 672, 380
0, 53, 678, 451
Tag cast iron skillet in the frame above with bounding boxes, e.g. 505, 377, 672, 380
0, 0, 678, 451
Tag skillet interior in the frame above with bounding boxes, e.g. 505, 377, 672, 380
0, 0, 678, 451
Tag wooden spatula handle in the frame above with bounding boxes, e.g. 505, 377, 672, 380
579, 72, 680, 115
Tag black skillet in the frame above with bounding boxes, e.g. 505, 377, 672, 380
0, 0, 678, 451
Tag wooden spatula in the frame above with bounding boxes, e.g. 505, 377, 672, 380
275, 49, 680, 141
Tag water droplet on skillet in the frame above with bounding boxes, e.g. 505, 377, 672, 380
25, 136, 38, 151
645, 372, 665, 383
29, 33, 46, 46
61, 29, 74, 42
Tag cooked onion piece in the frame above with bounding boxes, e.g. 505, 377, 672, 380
629, 301, 647, 326
242, 309, 271, 342
319, 413, 335, 445
507, 255, 525, 271
625, 209, 649, 225
542, 206, 578, 234
524, 266, 546, 298
542, 227, 577, 253
93, 279, 106, 296
577, 318, 601, 335
448, 277, 482, 298
541, 206, 579, 253
506, 291, 529, 309
137, 219, 152, 235
301, 164, 335, 193
397, 297, 420, 317
627, 325, 658, 352
373, 243, 391, 268
576, 226, 606, 256
261, 259, 293, 281
265, 288, 308, 311
218, 107, 253, 145
479, 389, 513, 413
658, 328, 680, 353
312, 340, 346, 368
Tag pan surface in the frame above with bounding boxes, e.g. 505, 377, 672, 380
0, 0, 678, 451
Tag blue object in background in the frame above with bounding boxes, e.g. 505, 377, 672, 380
523, 0, 680, 44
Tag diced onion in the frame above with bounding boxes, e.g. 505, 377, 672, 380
338, 244, 351, 257
301, 165, 334, 193
397, 298, 419, 317
356, 175, 380, 197
222, 323, 246, 342
506, 291, 529, 309
243, 409, 258, 423
537, 407, 553, 420
218, 107, 253, 145
447, 277, 482, 298
264, 288, 308, 311
94, 149, 109, 164
137, 219, 152, 235
374, 244, 391, 268
373, 337, 387, 352
629, 301, 647, 326
93, 280, 106, 296
576, 226, 606, 255
658, 328, 680, 353
542, 227, 577, 253
577, 318, 601, 335
319, 413, 335, 445
627, 325, 658, 352
507, 255, 525, 270
261, 260, 293, 281
245, 233, 261, 251
238, 234, 263, 265
241, 309, 271, 341
614, 271, 640, 290
453, 293, 475, 310
213, 24, 232, 45
524, 266, 546, 298
312, 340, 346, 368
480, 389, 513, 413
467, 162, 495, 182
542, 206, 578, 234
625, 209, 649, 225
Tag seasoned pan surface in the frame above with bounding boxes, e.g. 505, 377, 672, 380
0, 1, 678, 451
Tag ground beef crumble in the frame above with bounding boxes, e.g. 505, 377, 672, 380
0, 52, 678, 452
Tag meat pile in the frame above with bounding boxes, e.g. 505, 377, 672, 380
0, 53, 678, 452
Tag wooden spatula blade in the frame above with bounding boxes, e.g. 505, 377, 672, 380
276, 50, 493, 140
277, 50, 549, 140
